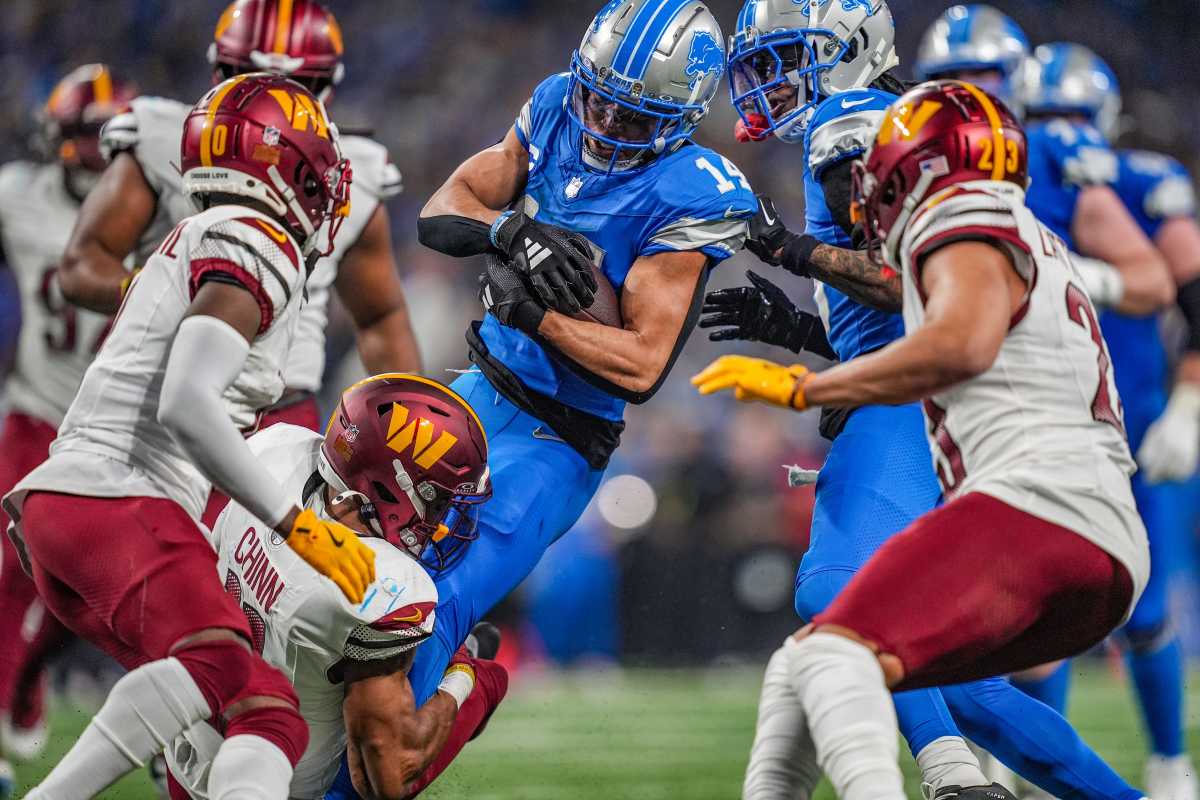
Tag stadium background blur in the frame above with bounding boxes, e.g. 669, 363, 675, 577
2, 2, 1200, 795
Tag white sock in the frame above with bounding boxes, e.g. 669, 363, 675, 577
916, 736, 988, 794
208, 735, 293, 800
28, 658, 211, 800
790, 633, 906, 800
743, 639, 822, 800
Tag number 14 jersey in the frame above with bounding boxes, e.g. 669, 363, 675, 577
897, 180, 1148, 603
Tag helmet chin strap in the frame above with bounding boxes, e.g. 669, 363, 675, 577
267, 164, 318, 253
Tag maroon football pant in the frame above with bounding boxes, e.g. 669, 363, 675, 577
0, 412, 71, 728
19, 492, 251, 669
813, 492, 1135, 691
201, 393, 321, 529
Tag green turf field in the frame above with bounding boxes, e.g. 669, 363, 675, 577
13, 663, 1196, 798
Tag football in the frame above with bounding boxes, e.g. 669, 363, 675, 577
570, 260, 623, 328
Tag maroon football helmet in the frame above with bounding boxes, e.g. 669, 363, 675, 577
852, 80, 1028, 266
208, 0, 345, 101
181, 73, 351, 256
320, 374, 491, 571
42, 64, 138, 174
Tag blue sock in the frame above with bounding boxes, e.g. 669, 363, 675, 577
1126, 634, 1185, 757
1012, 660, 1071, 716
895, 688, 961, 756
944, 677, 1144, 800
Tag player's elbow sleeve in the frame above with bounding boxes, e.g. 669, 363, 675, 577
416, 214, 493, 257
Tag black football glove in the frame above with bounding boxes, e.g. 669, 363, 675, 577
699, 270, 837, 360
745, 195, 822, 278
479, 254, 547, 336
490, 211, 598, 315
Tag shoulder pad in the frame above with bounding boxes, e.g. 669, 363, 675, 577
906, 184, 1031, 267
642, 147, 756, 262
340, 135, 403, 201
1146, 174, 1196, 221
516, 72, 571, 148
343, 540, 437, 663
100, 111, 139, 161
807, 90, 894, 178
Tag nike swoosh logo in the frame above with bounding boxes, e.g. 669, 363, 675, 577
328, 530, 345, 547
759, 201, 777, 226
841, 98, 873, 110
724, 206, 746, 220
532, 426, 566, 443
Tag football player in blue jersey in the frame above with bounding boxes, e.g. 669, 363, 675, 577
1011, 43, 1197, 800
321, 2, 756, 799
713, 4, 1155, 800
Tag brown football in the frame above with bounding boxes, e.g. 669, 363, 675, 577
570, 261, 623, 328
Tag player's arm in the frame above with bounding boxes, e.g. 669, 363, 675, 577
416, 127, 528, 255
694, 241, 1023, 408
1072, 184, 1174, 315
58, 153, 155, 314
534, 250, 707, 400
335, 205, 423, 374
157, 282, 374, 601
342, 653, 460, 800
1135, 216, 1200, 481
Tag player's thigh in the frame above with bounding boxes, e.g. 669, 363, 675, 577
806, 404, 941, 572
813, 492, 1133, 690
21, 492, 249, 661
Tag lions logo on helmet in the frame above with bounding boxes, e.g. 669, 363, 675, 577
797, 0, 877, 14
685, 31, 725, 89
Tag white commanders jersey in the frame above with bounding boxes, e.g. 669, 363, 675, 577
102, 97, 403, 391
897, 179, 1149, 603
8, 204, 307, 524
166, 424, 436, 799
0, 161, 112, 427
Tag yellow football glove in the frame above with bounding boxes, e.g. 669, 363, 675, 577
286, 508, 377, 604
691, 355, 812, 410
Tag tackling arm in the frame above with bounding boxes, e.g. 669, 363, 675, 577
59, 153, 156, 314
535, 250, 708, 400
1073, 185, 1175, 315
335, 205, 423, 374
417, 128, 528, 256
343, 655, 458, 800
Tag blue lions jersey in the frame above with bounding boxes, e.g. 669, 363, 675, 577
480, 73, 756, 421
1024, 119, 1118, 249
1100, 150, 1195, 446
801, 88, 904, 361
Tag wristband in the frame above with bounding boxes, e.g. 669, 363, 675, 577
489, 210, 518, 249
789, 369, 812, 411
780, 234, 821, 278
438, 663, 476, 709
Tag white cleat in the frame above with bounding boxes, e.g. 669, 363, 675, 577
1145, 754, 1200, 800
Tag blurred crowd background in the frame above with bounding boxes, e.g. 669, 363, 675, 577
2, 0, 1200, 678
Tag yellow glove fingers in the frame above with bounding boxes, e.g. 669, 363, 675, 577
347, 542, 375, 593
696, 373, 743, 396
331, 569, 363, 605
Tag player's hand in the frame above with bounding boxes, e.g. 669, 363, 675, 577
1136, 384, 1200, 483
490, 211, 598, 315
691, 355, 811, 410
700, 270, 836, 359
286, 508, 376, 603
479, 254, 548, 335
745, 196, 794, 266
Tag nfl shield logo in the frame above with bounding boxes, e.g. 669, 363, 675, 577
263, 126, 282, 146
565, 176, 585, 200
345, 424, 360, 443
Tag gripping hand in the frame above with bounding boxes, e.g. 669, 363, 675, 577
490, 211, 598, 314
286, 509, 376, 603
700, 270, 836, 359
479, 254, 548, 335
691, 355, 811, 410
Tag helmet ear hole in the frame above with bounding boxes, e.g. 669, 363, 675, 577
371, 480, 399, 505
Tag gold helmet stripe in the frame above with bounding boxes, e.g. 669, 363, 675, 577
200, 73, 251, 167
92, 65, 113, 106
958, 80, 1007, 182
273, 0, 295, 54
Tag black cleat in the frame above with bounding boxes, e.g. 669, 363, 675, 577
933, 784, 1019, 800
465, 621, 501, 660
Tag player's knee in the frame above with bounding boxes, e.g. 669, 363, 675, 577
800, 624, 906, 687
172, 636, 253, 715
1121, 618, 1174, 655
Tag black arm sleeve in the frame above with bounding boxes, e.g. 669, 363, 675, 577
416, 215, 494, 258
819, 159, 858, 240
1178, 276, 1200, 352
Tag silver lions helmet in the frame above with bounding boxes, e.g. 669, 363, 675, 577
728, 0, 899, 144
569, 0, 726, 173
915, 5, 1029, 108
1017, 42, 1122, 141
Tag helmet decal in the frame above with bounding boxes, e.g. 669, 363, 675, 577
796, 0, 876, 14
266, 88, 330, 138
593, 0, 626, 33
384, 402, 459, 470
685, 31, 725, 89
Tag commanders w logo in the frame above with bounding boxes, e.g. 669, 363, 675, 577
385, 403, 458, 469
267, 89, 330, 139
